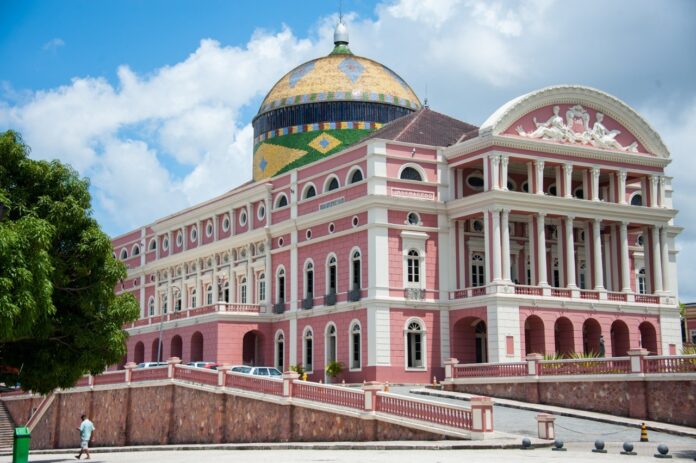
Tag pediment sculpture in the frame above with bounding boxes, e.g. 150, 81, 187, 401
516, 105, 638, 153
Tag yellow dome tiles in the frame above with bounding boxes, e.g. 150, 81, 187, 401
308, 132, 342, 154
258, 55, 421, 115
253, 142, 307, 180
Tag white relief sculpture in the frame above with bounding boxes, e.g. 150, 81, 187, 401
516, 105, 638, 153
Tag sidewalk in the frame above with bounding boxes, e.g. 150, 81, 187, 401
410, 388, 696, 438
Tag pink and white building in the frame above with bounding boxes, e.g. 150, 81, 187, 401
112, 27, 682, 383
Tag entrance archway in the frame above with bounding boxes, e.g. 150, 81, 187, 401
582, 318, 602, 355
170, 335, 183, 360
190, 332, 204, 362
452, 317, 487, 363
242, 330, 264, 365
474, 321, 488, 363
639, 321, 658, 354
134, 342, 145, 364
610, 320, 630, 357
524, 315, 546, 355
554, 317, 574, 356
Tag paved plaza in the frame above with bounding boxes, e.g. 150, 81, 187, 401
21, 446, 696, 463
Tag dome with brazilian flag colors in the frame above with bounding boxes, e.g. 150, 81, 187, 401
252, 21, 421, 181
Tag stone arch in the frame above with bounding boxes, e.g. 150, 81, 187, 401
134, 341, 145, 364
170, 335, 183, 360
524, 315, 546, 355
451, 316, 487, 364
190, 331, 204, 362
610, 320, 630, 357
582, 318, 602, 355
639, 321, 658, 355
554, 317, 575, 356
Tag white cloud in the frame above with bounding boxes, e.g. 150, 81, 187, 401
42, 38, 65, 52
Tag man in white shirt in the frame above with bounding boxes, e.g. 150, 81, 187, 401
75, 414, 95, 460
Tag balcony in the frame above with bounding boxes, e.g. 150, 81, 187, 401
124, 302, 262, 329
324, 292, 337, 306
273, 302, 286, 314
302, 294, 314, 310
348, 287, 362, 302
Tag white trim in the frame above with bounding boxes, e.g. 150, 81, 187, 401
120, 248, 129, 259
465, 170, 485, 191
132, 243, 141, 256
346, 166, 365, 185
222, 214, 231, 232
239, 208, 248, 227
348, 319, 362, 371
629, 191, 644, 206
323, 174, 341, 194
302, 326, 314, 374
190, 225, 198, 243
403, 317, 427, 371
325, 253, 338, 296
274, 192, 289, 209
349, 246, 362, 291
303, 258, 315, 298
274, 329, 285, 371
257, 202, 266, 221
406, 211, 422, 226
301, 182, 318, 200
205, 220, 214, 238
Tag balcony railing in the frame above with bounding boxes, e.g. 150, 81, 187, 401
404, 288, 425, 301
302, 295, 314, 310
273, 302, 286, 314
324, 292, 337, 306
125, 302, 262, 328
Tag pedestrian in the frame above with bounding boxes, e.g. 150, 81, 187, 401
75, 414, 95, 460
598, 335, 606, 357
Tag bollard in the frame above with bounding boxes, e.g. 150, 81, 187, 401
536, 414, 556, 440
621, 442, 637, 456
521, 437, 532, 450
641, 422, 649, 442
592, 440, 607, 454
552, 439, 566, 452
654, 444, 672, 459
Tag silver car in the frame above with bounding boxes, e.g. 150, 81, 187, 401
230, 366, 282, 377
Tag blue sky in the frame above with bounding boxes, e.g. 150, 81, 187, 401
2, 0, 696, 298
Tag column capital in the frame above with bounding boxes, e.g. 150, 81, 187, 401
591, 167, 601, 176
491, 206, 503, 214
500, 154, 509, 165
650, 174, 659, 185
618, 170, 627, 180
593, 218, 602, 225
565, 214, 575, 222
658, 175, 666, 186
537, 212, 546, 219
535, 159, 545, 169
490, 154, 501, 166
563, 163, 573, 172
501, 208, 511, 216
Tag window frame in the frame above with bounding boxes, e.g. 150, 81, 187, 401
404, 318, 427, 370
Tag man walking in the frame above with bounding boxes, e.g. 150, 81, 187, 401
75, 414, 95, 460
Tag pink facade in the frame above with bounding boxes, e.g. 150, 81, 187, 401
114, 85, 682, 383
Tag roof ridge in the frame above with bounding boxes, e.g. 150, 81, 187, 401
393, 109, 424, 141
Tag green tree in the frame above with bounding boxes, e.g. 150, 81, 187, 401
0, 130, 139, 393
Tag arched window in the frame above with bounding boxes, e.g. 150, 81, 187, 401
471, 253, 485, 287
161, 293, 168, 314
120, 249, 128, 260
579, 261, 587, 290
326, 255, 337, 295
276, 268, 286, 303
190, 288, 197, 308
148, 297, 155, 317
407, 250, 420, 284
275, 331, 285, 371
206, 284, 213, 305
350, 250, 361, 291
638, 268, 646, 294
631, 194, 643, 206
400, 166, 423, 181
348, 168, 363, 184
132, 244, 140, 256
303, 184, 317, 199
149, 239, 157, 251
405, 320, 425, 369
326, 324, 337, 364
350, 323, 361, 370
324, 176, 340, 192
222, 281, 229, 303
173, 289, 182, 312
240, 277, 247, 304
305, 261, 314, 297
257, 273, 266, 303
275, 193, 288, 208
303, 328, 314, 372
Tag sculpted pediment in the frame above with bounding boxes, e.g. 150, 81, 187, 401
507, 104, 646, 154
478, 86, 669, 159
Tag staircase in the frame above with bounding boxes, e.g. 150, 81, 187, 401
0, 401, 15, 449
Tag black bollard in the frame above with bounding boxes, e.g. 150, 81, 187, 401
552, 439, 566, 452
654, 444, 672, 459
521, 437, 532, 450
621, 442, 637, 456
592, 439, 607, 454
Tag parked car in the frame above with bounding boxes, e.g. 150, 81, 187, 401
186, 361, 220, 369
230, 366, 282, 377
136, 362, 167, 368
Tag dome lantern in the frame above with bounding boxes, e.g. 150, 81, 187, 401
331, 21, 352, 55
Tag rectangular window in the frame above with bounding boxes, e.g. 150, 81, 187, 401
352, 260, 360, 289
278, 276, 285, 302
259, 281, 266, 302
306, 270, 314, 296
305, 339, 313, 371
329, 267, 337, 294
352, 334, 360, 369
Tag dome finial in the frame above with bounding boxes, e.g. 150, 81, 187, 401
330, 15, 352, 55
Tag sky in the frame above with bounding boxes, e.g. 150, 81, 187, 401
1, 0, 696, 298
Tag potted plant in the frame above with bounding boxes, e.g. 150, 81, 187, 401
290, 363, 306, 379
324, 360, 344, 383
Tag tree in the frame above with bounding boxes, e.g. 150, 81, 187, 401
0, 130, 139, 393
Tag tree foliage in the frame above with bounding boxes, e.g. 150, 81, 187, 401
0, 130, 139, 393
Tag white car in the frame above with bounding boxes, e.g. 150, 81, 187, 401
230, 366, 282, 377
136, 362, 167, 368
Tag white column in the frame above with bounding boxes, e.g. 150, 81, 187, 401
618, 170, 627, 204
564, 216, 576, 288
154, 273, 160, 315
212, 258, 218, 304
490, 155, 501, 191
500, 155, 509, 191
658, 176, 666, 208
483, 211, 491, 283
501, 209, 511, 281
591, 167, 600, 201
526, 162, 534, 194
492, 209, 502, 281
563, 164, 573, 198
536, 213, 548, 286
660, 226, 670, 292
535, 160, 545, 195
527, 216, 536, 285
649, 176, 659, 208
620, 222, 631, 292
592, 219, 604, 290
652, 226, 663, 293
195, 261, 201, 308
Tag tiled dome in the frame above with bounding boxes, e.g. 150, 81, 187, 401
252, 22, 421, 181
